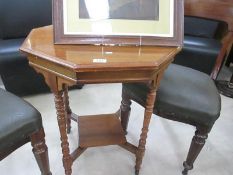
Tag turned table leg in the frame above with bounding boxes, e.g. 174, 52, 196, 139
54, 90, 73, 175
135, 83, 157, 175
64, 85, 72, 134
120, 87, 132, 134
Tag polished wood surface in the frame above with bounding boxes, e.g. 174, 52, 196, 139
21, 26, 180, 71
0, 128, 52, 175
54, 90, 72, 175
78, 114, 126, 147
135, 79, 158, 175
20, 26, 181, 175
21, 26, 181, 85
30, 128, 52, 175
184, 0, 233, 79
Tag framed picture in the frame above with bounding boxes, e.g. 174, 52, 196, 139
53, 0, 183, 46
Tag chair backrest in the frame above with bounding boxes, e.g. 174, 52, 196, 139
184, 0, 233, 79
0, 0, 52, 40
184, 0, 233, 31
184, 16, 228, 40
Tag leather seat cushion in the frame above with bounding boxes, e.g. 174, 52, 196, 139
184, 16, 218, 38
0, 0, 52, 39
0, 38, 27, 65
0, 88, 42, 151
173, 35, 222, 75
123, 64, 221, 128
184, 16, 227, 39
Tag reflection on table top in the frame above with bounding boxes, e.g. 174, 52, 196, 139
20, 26, 181, 72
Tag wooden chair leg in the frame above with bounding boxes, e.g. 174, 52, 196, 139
64, 85, 72, 134
182, 127, 209, 175
30, 128, 52, 175
120, 88, 132, 134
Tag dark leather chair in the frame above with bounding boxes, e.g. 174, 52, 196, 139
0, 0, 52, 96
120, 1, 233, 174
174, 16, 226, 75
120, 64, 221, 175
120, 2, 228, 173
0, 0, 84, 96
0, 88, 52, 175
180, 0, 233, 80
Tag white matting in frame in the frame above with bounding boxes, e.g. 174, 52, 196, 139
53, 0, 183, 46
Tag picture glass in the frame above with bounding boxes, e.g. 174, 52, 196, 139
79, 0, 159, 21
63, 0, 174, 37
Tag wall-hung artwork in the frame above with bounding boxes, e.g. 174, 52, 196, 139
53, 0, 183, 46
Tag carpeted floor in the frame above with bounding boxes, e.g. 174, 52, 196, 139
0, 83, 233, 175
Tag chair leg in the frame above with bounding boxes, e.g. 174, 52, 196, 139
120, 88, 132, 134
182, 127, 209, 175
30, 128, 52, 175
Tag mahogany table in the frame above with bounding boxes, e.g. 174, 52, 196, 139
20, 26, 181, 175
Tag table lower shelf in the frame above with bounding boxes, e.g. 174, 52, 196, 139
78, 113, 127, 147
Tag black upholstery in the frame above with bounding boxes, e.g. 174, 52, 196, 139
0, 0, 52, 96
0, 0, 52, 39
174, 36, 222, 74
0, 0, 84, 96
184, 16, 227, 39
0, 88, 42, 151
121, 63, 221, 174
123, 64, 221, 128
0, 38, 27, 65
0, 38, 49, 95
173, 16, 227, 75
0, 88, 51, 175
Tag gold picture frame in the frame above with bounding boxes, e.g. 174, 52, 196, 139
53, 0, 183, 46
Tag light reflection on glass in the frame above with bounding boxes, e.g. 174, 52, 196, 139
91, 21, 112, 34
84, 0, 110, 20
80, 0, 159, 21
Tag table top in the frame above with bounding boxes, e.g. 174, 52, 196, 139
20, 26, 181, 73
